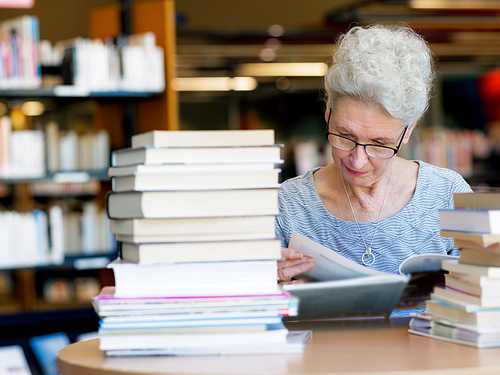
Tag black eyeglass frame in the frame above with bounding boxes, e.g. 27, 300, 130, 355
325, 108, 408, 160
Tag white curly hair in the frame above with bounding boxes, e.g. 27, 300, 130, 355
324, 24, 435, 126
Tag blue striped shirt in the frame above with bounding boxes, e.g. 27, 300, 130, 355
275, 161, 473, 274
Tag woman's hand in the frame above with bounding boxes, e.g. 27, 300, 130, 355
277, 247, 315, 285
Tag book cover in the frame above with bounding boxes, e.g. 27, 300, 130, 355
459, 248, 500, 267
109, 216, 276, 236
107, 161, 282, 177
282, 233, 409, 320
111, 169, 281, 192
103, 330, 312, 356
0, 345, 31, 375
454, 192, 500, 210
120, 239, 281, 263
131, 129, 276, 149
410, 316, 500, 347
409, 328, 500, 348
440, 230, 500, 249
111, 145, 283, 167
114, 229, 276, 244
99, 324, 289, 351
433, 286, 500, 308
439, 209, 500, 234
442, 260, 500, 278
444, 274, 500, 297
108, 259, 281, 298
446, 271, 500, 287
106, 188, 279, 219
425, 299, 500, 326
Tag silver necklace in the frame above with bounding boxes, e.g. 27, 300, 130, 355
340, 161, 394, 266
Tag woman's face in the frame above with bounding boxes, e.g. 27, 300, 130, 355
326, 97, 410, 188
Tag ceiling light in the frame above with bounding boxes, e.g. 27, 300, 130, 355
21, 101, 45, 116
237, 63, 328, 77
171, 77, 257, 91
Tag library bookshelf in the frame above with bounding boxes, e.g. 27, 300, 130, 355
0, 2, 178, 367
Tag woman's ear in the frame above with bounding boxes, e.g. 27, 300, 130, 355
402, 120, 418, 144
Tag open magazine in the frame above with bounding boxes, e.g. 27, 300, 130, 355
283, 233, 458, 320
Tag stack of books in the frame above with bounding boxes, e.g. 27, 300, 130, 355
409, 192, 500, 348
92, 129, 311, 356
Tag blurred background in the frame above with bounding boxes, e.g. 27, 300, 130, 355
1, 1, 500, 373
2, 0, 500, 184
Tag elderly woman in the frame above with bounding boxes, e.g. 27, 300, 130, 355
276, 24, 472, 283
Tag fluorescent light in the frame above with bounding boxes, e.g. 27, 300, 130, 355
171, 77, 257, 91
237, 63, 328, 77
411, 0, 500, 9
230, 77, 258, 91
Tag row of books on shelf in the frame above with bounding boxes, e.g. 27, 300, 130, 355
94, 129, 311, 356
0, 15, 165, 93
409, 192, 500, 348
0, 202, 115, 269
0, 15, 40, 90
291, 127, 491, 180
0, 117, 110, 178
400, 127, 491, 177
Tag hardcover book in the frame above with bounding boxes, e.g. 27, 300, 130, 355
111, 169, 280, 192
111, 145, 282, 167
120, 239, 282, 263
131, 129, 276, 148
109, 216, 276, 236
106, 188, 279, 219
438, 209, 500, 234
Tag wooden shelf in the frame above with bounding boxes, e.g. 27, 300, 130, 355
0, 89, 162, 99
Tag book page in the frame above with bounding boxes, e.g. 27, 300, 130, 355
399, 253, 459, 275
289, 232, 386, 281
0, 346, 32, 375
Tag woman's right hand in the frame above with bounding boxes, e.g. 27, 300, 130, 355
277, 247, 315, 285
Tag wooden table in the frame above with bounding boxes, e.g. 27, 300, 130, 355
57, 317, 500, 375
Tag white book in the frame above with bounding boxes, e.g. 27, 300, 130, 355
106, 188, 279, 219
111, 169, 280, 192
45, 121, 59, 173
114, 230, 276, 243
92, 130, 110, 171
439, 209, 500, 234
59, 130, 78, 171
33, 210, 50, 266
104, 330, 311, 356
108, 259, 280, 298
108, 161, 281, 177
48, 205, 65, 265
120, 239, 281, 264
111, 145, 282, 167
99, 324, 289, 350
81, 201, 100, 254
0, 345, 31, 375
131, 129, 275, 149
442, 260, 500, 278
109, 216, 276, 236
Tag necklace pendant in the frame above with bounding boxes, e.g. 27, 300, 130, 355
362, 248, 375, 266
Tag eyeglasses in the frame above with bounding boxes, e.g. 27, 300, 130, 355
325, 109, 407, 160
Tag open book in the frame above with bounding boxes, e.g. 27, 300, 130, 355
283, 233, 458, 320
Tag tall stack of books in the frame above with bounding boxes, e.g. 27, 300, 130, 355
409, 192, 500, 348
92, 129, 311, 356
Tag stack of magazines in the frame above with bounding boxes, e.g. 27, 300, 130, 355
92, 129, 311, 356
